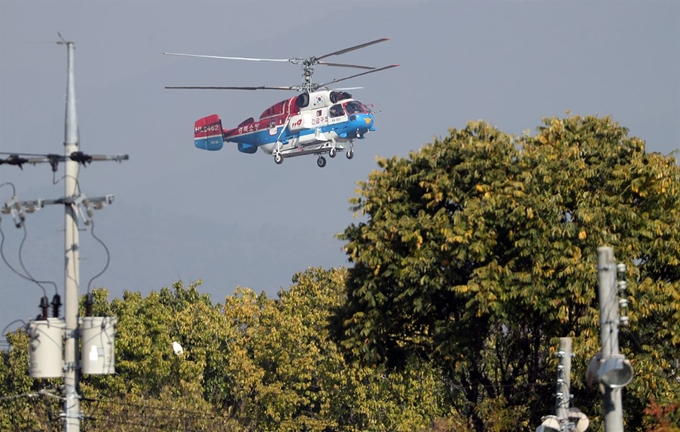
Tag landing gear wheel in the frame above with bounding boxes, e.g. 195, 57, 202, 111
317, 156, 327, 168
274, 153, 283, 164
329, 148, 337, 158
346, 150, 354, 160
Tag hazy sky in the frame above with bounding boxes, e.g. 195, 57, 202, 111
1, 0, 678, 336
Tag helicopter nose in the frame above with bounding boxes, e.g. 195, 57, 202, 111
361, 113, 374, 129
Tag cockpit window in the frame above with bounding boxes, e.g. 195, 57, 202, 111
344, 101, 365, 115
329, 104, 345, 118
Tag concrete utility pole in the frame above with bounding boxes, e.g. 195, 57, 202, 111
1, 34, 126, 432
537, 338, 589, 432
556, 337, 572, 428
596, 246, 633, 432
61, 37, 81, 432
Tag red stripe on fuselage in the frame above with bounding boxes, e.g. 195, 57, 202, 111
223, 97, 300, 141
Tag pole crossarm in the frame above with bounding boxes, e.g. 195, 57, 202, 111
0, 152, 129, 170
2, 195, 114, 210
2, 195, 114, 228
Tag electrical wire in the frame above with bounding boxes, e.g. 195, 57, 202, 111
0, 223, 46, 297
86, 219, 110, 295
0, 182, 17, 196
0, 319, 28, 347
82, 396, 225, 418
1, 181, 57, 296
82, 398, 227, 431
52, 173, 82, 194
85, 416, 174, 431
0, 392, 40, 402
18, 224, 58, 295
1, 319, 27, 337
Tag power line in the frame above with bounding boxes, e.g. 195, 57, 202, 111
86, 219, 111, 295
0, 182, 17, 196
0, 222, 47, 297
1, 319, 28, 337
18, 224, 59, 295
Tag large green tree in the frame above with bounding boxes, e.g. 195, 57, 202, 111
333, 115, 680, 431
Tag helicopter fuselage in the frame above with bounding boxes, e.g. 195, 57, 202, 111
225, 90, 375, 154
193, 89, 376, 165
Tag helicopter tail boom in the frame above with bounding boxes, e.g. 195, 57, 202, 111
194, 115, 224, 151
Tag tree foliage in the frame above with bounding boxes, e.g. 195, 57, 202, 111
2, 269, 446, 431
334, 115, 680, 431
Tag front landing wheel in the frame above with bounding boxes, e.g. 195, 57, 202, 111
317, 156, 327, 168
346, 150, 354, 160
274, 153, 283, 164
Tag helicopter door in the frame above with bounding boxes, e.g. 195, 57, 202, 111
268, 119, 278, 136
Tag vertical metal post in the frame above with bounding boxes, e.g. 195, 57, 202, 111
63, 40, 81, 432
556, 337, 572, 429
597, 247, 624, 432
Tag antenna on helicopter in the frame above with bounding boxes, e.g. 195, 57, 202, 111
164, 37, 397, 93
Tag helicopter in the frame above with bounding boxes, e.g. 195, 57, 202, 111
164, 38, 398, 167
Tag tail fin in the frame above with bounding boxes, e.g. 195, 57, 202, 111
194, 115, 224, 151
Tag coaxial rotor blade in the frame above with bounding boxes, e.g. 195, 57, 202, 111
163, 52, 290, 62
315, 38, 389, 61
318, 64, 399, 88
317, 61, 375, 70
165, 85, 295, 90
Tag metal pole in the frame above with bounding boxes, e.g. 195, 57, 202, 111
63, 39, 81, 432
597, 247, 624, 432
557, 337, 572, 430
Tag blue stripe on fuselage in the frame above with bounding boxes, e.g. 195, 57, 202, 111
226, 113, 375, 147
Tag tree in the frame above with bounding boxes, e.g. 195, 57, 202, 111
4, 271, 448, 431
221, 267, 446, 431
0, 330, 62, 431
333, 115, 680, 431
78, 283, 236, 431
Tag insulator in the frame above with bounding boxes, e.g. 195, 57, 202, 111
620, 316, 629, 326
616, 262, 626, 274
85, 292, 94, 316
39, 296, 50, 320
51, 293, 62, 318
619, 298, 628, 308
617, 280, 627, 291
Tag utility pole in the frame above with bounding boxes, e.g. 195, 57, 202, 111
537, 337, 589, 432
61, 37, 80, 432
556, 337, 572, 429
589, 246, 634, 432
598, 247, 621, 432
2, 35, 127, 432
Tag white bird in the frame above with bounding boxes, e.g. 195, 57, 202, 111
172, 341, 183, 355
